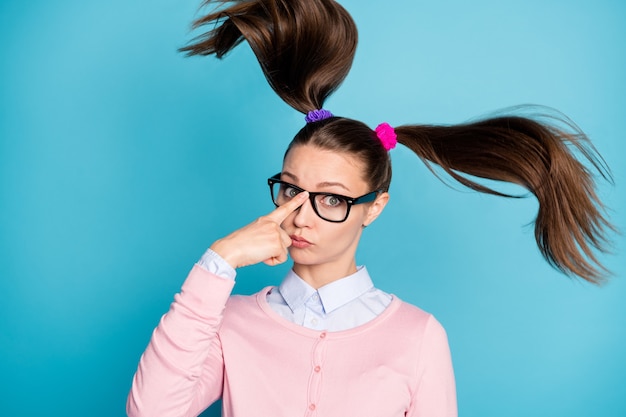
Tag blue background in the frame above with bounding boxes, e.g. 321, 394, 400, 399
1, 0, 624, 416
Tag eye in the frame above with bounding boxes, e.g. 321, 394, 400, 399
319, 194, 345, 208
282, 186, 300, 199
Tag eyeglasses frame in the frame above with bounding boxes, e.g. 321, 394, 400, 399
267, 173, 382, 223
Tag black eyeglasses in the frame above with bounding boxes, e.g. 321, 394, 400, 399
267, 173, 381, 223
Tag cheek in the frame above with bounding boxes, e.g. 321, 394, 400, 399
347, 206, 369, 228
324, 216, 364, 244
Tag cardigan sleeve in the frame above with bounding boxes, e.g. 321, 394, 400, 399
126, 265, 235, 417
407, 315, 458, 417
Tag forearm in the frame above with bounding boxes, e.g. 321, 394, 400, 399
127, 264, 235, 417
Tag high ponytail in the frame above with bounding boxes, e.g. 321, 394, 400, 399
180, 0, 357, 113
395, 108, 615, 283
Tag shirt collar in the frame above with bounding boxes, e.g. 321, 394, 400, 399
278, 266, 375, 314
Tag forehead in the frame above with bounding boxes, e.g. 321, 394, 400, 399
282, 145, 367, 191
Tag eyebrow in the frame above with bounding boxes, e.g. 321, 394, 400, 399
281, 171, 351, 192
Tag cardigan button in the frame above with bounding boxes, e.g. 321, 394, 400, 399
319, 332, 326, 339
314, 366, 321, 373
309, 404, 316, 411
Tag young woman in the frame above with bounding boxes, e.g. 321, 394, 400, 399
127, 1, 614, 416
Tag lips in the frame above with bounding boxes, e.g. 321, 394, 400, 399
290, 235, 311, 249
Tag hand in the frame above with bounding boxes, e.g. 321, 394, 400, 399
210, 191, 309, 269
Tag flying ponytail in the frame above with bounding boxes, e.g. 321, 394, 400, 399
394, 109, 615, 283
180, 0, 357, 113
181, 0, 615, 283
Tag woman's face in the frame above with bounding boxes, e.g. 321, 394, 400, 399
279, 144, 388, 277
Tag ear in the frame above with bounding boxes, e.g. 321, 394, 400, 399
363, 192, 389, 227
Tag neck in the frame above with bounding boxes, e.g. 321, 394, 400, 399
292, 258, 358, 290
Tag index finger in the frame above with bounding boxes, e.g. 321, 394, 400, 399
265, 191, 309, 223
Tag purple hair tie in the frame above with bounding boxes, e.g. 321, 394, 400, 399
305, 109, 334, 123
375, 122, 397, 151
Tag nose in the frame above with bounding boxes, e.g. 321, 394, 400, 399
292, 195, 317, 227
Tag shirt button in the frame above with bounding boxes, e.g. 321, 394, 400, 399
314, 365, 321, 372
309, 404, 316, 411
311, 318, 318, 325
312, 293, 319, 301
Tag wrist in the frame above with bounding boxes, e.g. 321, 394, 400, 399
210, 239, 240, 269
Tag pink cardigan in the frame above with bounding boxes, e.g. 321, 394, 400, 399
127, 265, 457, 416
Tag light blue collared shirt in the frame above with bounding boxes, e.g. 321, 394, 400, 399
266, 267, 392, 331
198, 249, 392, 331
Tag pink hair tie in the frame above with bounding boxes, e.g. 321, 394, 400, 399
375, 122, 397, 151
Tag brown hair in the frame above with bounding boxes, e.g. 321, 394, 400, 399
286, 117, 393, 193
180, 0, 356, 113
182, 0, 615, 283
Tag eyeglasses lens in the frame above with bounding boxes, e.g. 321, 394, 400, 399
271, 182, 348, 222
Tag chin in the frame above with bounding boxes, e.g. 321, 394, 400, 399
288, 248, 343, 268
288, 249, 315, 265
288, 248, 326, 266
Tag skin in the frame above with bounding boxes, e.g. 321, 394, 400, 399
211, 144, 389, 289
